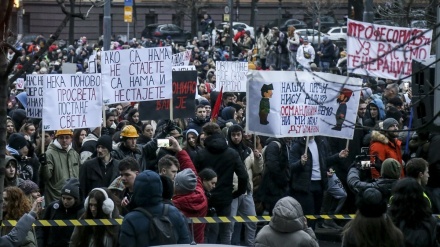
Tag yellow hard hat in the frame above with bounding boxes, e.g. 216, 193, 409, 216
55, 129, 73, 137
120, 125, 139, 138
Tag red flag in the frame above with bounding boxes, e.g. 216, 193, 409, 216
210, 86, 223, 122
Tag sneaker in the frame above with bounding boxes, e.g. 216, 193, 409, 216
322, 220, 343, 230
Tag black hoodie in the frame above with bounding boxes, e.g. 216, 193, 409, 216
194, 133, 248, 208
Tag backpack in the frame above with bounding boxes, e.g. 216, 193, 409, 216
133, 204, 177, 245
262, 140, 282, 164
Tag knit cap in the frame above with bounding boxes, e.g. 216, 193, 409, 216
383, 118, 399, 130
96, 135, 113, 152
8, 133, 27, 150
356, 188, 387, 218
61, 178, 80, 200
18, 180, 39, 195
174, 168, 197, 195
381, 158, 401, 179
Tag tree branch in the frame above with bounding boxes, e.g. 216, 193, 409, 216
0, 42, 20, 75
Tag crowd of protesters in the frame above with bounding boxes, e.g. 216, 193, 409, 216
4, 13, 440, 247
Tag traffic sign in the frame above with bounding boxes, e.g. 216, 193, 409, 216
124, 6, 132, 23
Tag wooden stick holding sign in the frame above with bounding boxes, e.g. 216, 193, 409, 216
170, 99, 174, 120
346, 139, 350, 150
41, 129, 45, 154
304, 136, 310, 156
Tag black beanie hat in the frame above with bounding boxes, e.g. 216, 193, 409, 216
96, 135, 113, 152
356, 188, 387, 218
8, 133, 27, 150
61, 178, 80, 200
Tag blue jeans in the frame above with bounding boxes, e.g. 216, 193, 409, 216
320, 61, 330, 72
229, 193, 257, 246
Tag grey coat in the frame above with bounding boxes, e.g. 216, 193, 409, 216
0, 213, 36, 247
255, 196, 319, 247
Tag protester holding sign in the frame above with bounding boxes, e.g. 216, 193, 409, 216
289, 136, 348, 228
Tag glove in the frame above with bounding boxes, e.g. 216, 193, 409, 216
39, 154, 47, 166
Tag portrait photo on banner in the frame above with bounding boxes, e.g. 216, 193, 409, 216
246, 71, 362, 139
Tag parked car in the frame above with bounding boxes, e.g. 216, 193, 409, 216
295, 29, 329, 45
308, 16, 340, 32
280, 19, 308, 31
216, 22, 255, 37
141, 24, 191, 44
327, 26, 347, 41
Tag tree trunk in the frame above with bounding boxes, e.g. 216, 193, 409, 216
0, 0, 16, 221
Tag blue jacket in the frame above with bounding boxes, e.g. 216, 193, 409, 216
119, 170, 190, 247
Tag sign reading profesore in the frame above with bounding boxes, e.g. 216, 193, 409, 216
215, 61, 248, 92
42, 74, 103, 131
347, 19, 432, 81
101, 47, 173, 104
247, 71, 362, 139
139, 71, 197, 120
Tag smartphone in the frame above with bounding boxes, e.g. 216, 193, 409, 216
41, 196, 45, 209
157, 139, 170, 148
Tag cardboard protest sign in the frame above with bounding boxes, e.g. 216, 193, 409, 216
246, 71, 362, 139
15, 78, 25, 90
215, 61, 248, 92
26, 75, 44, 118
101, 47, 173, 104
172, 50, 192, 66
138, 71, 197, 120
347, 19, 432, 80
172, 65, 196, 71
42, 74, 103, 131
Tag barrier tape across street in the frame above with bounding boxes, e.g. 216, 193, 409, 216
1, 215, 359, 226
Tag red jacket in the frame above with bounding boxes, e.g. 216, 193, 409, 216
173, 150, 208, 243
369, 130, 404, 179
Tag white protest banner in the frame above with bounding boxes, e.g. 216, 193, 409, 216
42, 74, 103, 131
172, 65, 196, 71
15, 78, 25, 90
172, 50, 192, 66
246, 71, 362, 139
215, 61, 248, 92
26, 75, 44, 118
101, 47, 173, 104
88, 52, 97, 73
347, 19, 432, 80
62, 62, 77, 74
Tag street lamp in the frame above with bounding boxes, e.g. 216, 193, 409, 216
278, 0, 282, 27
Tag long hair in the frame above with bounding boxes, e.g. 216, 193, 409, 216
73, 189, 118, 247
287, 26, 296, 37
342, 211, 403, 247
72, 128, 89, 153
3, 187, 31, 220
388, 178, 432, 228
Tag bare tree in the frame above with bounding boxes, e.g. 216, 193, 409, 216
303, 0, 343, 44
0, 0, 101, 219
375, 0, 436, 28
172, 0, 212, 37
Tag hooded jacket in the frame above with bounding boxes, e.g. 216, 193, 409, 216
363, 98, 386, 128
194, 133, 248, 208
227, 129, 264, 193
41, 140, 80, 206
255, 196, 319, 247
119, 170, 190, 246
172, 150, 208, 244
369, 130, 403, 179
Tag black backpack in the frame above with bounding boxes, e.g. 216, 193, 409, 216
133, 204, 177, 245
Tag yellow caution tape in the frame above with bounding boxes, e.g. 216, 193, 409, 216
1, 215, 359, 227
